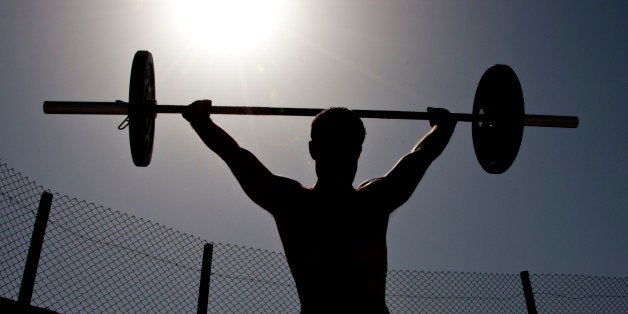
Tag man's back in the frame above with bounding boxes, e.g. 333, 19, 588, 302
271, 183, 392, 312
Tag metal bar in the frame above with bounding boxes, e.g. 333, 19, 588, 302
524, 114, 579, 128
520, 271, 538, 314
197, 243, 214, 314
159, 105, 475, 121
43, 101, 579, 128
158, 105, 320, 116
161, 105, 580, 127
43, 101, 128, 115
18, 192, 53, 305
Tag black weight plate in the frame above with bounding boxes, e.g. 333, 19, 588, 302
472, 65, 524, 174
129, 50, 156, 167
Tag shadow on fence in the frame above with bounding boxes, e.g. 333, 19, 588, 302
1, 160, 627, 313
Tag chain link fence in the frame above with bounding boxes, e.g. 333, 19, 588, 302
386, 270, 527, 312
531, 273, 628, 313
1, 159, 627, 312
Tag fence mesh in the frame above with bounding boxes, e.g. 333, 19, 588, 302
386, 270, 526, 312
1, 159, 627, 313
531, 273, 628, 313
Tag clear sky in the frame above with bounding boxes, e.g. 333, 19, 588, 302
1, 0, 626, 277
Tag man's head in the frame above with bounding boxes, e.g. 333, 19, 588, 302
309, 107, 366, 187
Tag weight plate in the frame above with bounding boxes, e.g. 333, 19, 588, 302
472, 65, 524, 174
128, 50, 156, 167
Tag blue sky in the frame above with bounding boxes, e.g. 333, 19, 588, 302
1, 0, 627, 277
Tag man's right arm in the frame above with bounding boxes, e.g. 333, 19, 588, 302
183, 100, 302, 213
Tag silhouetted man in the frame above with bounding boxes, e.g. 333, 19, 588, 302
183, 100, 456, 313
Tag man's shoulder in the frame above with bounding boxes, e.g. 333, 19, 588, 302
355, 177, 390, 202
262, 175, 313, 213
355, 177, 405, 213
356, 177, 385, 192
273, 175, 310, 193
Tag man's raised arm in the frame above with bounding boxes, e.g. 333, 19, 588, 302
358, 107, 457, 210
182, 100, 300, 212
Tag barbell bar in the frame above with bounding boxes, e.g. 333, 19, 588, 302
43, 50, 579, 173
43, 101, 578, 128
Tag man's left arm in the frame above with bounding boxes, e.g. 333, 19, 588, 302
358, 107, 457, 211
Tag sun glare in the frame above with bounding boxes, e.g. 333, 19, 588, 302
171, 0, 284, 55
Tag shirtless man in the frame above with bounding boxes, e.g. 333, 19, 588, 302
183, 100, 456, 313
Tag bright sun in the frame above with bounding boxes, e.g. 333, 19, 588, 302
171, 0, 284, 55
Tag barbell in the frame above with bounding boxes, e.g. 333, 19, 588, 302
43, 50, 579, 174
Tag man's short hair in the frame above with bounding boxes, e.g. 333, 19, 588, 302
311, 107, 366, 145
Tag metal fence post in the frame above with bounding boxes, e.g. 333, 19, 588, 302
18, 191, 53, 305
520, 271, 538, 314
197, 243, 214, 314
